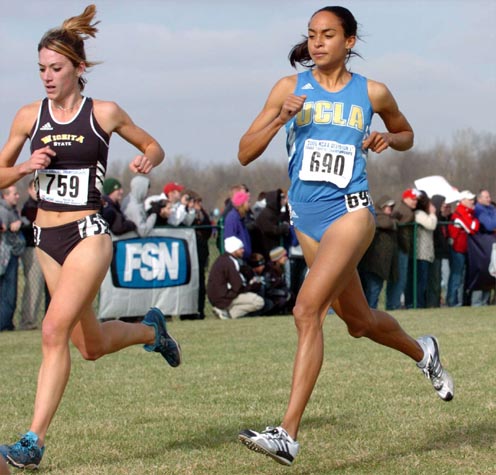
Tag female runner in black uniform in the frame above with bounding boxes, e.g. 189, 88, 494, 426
0, 5, 180, 470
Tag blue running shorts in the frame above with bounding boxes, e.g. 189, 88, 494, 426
289, 191, 375, 242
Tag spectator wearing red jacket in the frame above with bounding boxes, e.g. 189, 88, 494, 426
446, 190, 480, 306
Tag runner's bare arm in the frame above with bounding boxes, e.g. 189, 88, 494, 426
0, 102, 55, 188
238, 76, 305, 165
94, 100, 164, 174
363, 80, 414, 153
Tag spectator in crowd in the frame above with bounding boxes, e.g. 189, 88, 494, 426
19, 180, 45, 330
121, 176, 156, 237
358, 195, 398, 309
182, 192, 212, 320
264, 246, 294, 314
241, 253, 275, 315
413, 192, 437, 308
255, 188, 290, 259
221, 184, 248, 220
447, 190, 480, 306
426, 195, 452, 307
143, 187, 166, 213
223, 190, 252, 259
0, 186, 26, 332
252, 191, 267, 219
146, 198, 173, 226
101, 177, 137, 235
163, 181, 183, 201
164, 182, 196, 227
207, 236, 264, 319
471, 188, 496, 306
474, 189, 496, 234
287, 226, 307, 297
385, 188, 418, 310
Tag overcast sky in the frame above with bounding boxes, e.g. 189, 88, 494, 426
1, 0, 495, 169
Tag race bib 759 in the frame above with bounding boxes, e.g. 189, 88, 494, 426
37, 168, 89, 206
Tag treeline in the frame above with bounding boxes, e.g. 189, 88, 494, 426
367, 129, 496, 203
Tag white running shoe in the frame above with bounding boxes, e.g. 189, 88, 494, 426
212, 306, 231, 320
417, 335, 454, 401
239, 426, 300, 466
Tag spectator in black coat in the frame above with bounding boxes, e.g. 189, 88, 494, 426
207, 236, 264, 319
358, 195, 398, 309
255, 189, 290, 259
426, 195, 451, 307
264, 246, 294, 314
180, 192, 212, 320
101, 178, 137, 235
241, 253, 275, 315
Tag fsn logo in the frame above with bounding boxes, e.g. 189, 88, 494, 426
112, 237, 191, 288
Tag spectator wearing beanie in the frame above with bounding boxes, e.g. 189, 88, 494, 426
223, 190, 252, 259
240, 253, 275, 315
207, 236, 264, 319
101, 177, 137, 235
263, 246, 294, 314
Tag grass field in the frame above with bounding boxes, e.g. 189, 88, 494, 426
0, 306, 495, 474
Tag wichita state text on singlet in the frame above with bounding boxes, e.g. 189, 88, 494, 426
30, 97, 110, 211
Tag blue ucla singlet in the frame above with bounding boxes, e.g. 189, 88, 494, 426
286, 71, 373, 204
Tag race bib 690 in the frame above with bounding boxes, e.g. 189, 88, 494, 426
37, 168, 89, 206
299, 139, 355, 188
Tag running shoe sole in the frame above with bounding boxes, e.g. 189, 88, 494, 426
238, 431, 293, 466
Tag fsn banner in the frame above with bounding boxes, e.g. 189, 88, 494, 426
99, 227, 199, 319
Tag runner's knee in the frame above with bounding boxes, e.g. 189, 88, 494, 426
293, 300, 325, 330
41, 319, 71, 349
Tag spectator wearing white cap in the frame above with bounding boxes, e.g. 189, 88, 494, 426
207, 236, 264, 319
447, 190, 480, 306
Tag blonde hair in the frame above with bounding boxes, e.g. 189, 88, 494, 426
38, 4, 100, 91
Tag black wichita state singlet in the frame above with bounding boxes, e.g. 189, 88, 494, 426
30, 97, 110, 211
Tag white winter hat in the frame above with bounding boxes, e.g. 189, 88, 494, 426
459, 190, 475, 200
224, 236, 244, 253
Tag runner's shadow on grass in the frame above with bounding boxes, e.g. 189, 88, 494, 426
160, 414, 340, 453
304, 420, 496, 473
422, 419, 496, 450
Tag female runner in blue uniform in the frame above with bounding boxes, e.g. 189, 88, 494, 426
238, 6, 454, 466
0, 5, 181, 470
